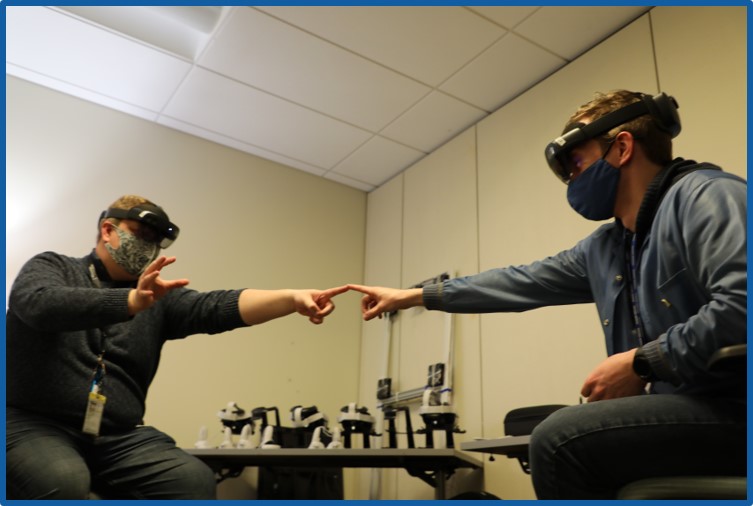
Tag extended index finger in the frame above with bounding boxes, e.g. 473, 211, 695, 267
318, 285, 349, 299
346, 283, 375, 295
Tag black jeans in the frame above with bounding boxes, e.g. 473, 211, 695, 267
529, 394, 746, 499
6, 407, 216, 499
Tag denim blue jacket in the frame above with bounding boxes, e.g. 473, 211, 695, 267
424, 160, 746, 395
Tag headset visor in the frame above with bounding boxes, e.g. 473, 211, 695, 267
103, 205, 180, 248
545, 124, 589, 183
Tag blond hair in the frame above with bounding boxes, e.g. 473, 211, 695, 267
96, 195, 158, 242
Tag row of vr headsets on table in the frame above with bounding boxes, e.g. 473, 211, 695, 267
196, 403, 375, 450
195, 400, 462, 450
545, 92, 681, 184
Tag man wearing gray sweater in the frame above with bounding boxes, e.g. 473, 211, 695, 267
6, 194, 347, 499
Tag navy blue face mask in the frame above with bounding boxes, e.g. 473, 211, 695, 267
566, 144, 620, 220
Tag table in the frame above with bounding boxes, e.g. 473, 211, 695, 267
460, 435, 532, 473
460, 435, 531, 455
186, 448, 482, 500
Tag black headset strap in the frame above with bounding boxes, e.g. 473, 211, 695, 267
579, 99, 649, 140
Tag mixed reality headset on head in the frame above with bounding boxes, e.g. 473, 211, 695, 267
545, 92, 681, 184
100, 204, 180, 248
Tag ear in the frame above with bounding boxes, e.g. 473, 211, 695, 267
100, 220, 116, 243
614, 130, 635, 166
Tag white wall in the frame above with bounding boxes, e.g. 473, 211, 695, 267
357, 5, 746, 500
6, 77, 367, 499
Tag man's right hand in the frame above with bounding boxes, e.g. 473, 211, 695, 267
128, 256, 189, 315
347, 284, 423, 321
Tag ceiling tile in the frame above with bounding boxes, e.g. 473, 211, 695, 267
381, 91, 487, 153
200, 7, 429, 132
466, 6, 539, 29
6, 6, 192, 112
6, 5, 658, 193
440, 33, 566, 112
515, 6, 650, 60
258, 6, 505, 86
330, 135, 424, 187
323, 172, 376, 193
6, 64, 160, 122
162, 67, 372, 169
156, 115, 328, 177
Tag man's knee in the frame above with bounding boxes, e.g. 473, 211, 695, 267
529, 405, 574, 458
176, 458, 217, 499
7, 457, 91, 499
528, 405, 586, 499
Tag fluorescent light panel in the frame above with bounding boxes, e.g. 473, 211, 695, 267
56, 6, 225, 60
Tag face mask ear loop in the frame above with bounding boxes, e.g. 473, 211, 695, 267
601, 138, 617, 161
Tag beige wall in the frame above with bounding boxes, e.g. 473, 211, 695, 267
357, 6, 746, 500
6, 77, 367, 498
651, 6, 747, 174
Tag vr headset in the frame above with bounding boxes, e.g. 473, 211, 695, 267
545, 92, 681, 184
100, 204, 180, 248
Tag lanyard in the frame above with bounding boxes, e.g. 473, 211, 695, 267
626, 233, 646, 345
90, 353, 107, 393
87, 256, 108, 392
83, 256, 111, 436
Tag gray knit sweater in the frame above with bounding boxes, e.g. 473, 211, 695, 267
6, 251, 246, 434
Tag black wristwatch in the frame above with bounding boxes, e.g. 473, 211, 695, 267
632, 346, 656, 382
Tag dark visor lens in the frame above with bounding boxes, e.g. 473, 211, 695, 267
134, 211, 180, 248
545, 143, 571, 183
544, 123, 589, 184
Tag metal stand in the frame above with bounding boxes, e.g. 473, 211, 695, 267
383, 406, 415, 449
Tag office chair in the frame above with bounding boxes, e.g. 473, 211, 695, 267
616, 344, 747, 500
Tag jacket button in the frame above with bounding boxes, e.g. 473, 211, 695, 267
615, 275, 623, 282
603, 319, 610, 326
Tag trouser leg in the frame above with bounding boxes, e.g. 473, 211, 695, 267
6, 408, 91, 499
529, 394, 746, 499
6, 408, 215, 500
91, 425, 217, 499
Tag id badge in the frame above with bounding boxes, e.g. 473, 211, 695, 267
82, 391, 107, 436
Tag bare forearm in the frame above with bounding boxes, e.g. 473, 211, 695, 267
238, 289, 297, 326
400, 288, 425, 310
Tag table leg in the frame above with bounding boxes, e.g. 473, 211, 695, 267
435, 470, 447, 500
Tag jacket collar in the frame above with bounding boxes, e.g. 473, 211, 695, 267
633, 158, 721, 246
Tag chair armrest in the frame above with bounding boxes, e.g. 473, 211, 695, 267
707, 344, 746, 374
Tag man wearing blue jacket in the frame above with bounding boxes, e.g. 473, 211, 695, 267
349, 90, 746, 499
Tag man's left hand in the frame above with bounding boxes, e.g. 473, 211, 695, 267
580, 349, 646, 402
